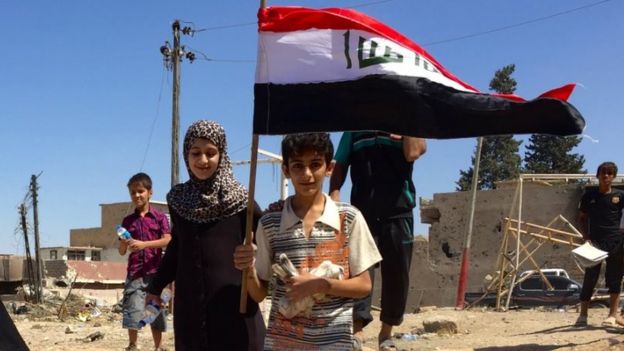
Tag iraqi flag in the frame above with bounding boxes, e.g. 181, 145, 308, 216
253, 6, 585, 138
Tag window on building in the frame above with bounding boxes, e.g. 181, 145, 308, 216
50, 250, 57, 260
91, 251, 101, 261
67, 250, 86, 261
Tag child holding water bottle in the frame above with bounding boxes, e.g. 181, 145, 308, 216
119, 172, 171, 351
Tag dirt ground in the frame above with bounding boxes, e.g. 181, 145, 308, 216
9, 301, 624, 351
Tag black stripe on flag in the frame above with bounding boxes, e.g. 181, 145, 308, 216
253, 75, 585, 138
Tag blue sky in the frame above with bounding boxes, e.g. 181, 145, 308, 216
2, 0, 622, 254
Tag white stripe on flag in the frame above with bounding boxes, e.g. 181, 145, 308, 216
256, 29, 474, 92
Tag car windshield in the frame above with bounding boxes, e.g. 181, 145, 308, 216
519, 276, 581, 290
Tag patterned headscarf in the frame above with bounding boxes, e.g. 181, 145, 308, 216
167, 120, 248, 223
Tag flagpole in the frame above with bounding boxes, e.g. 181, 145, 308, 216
455, 136, 482, 309
240, 0, 267, 315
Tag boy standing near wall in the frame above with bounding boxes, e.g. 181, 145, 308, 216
576, 162, 624, 328
119, 172, 171, 351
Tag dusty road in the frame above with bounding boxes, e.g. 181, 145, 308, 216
11, 305, 624, 351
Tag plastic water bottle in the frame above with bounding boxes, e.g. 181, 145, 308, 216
116, 225, 132, 240
160, 287, 172, 303
138, 300, 160, 327
401, 333, 417, 341
138, 288, 172, 327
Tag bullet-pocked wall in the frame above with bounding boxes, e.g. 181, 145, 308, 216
372, 181, 591, 309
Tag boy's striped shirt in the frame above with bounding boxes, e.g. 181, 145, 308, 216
255, 195, 381, 350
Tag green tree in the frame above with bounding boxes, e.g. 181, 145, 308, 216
523, 134, 585, 174
456, 64, 522, 191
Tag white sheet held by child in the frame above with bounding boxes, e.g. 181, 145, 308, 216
272, 253, 344, 319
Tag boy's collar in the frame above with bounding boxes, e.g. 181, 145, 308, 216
279, 193, 340, 232
133, 205, 153, 216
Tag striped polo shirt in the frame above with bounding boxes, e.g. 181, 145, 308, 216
255, 194, 381, 350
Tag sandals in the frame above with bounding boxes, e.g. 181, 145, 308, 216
379, 337, 398, 351
602, 316, 624, 328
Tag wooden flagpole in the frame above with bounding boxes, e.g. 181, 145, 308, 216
240, 0, 267, 315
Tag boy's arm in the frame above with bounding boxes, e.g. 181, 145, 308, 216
321, 270, 371, 298
578, 211, 589, 241
287, 270, 371, 300
129, 234, 172, 250
577, 192, 589, 241
329, 133, 353, 202
118, 238, 129, 255
329, 162, 348, 202
403, 136, 427, 162
246, 266, 269, 303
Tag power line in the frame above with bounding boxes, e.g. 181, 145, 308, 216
184, 45, 255, 63
138, 65, 168, 171
422, 0, 614, 47
196, 21, 255, 32
231, 143, 252, 155
178, 0, 614, 64
196, 57, 255, 63
350, 0, 395, 9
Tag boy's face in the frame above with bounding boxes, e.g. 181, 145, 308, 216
128, 183, 152, 209
598, 167, 616, 187
188, 138, 220, 180
282, 149, 334, 198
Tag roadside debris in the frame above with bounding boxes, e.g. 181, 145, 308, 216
82, 331, 104, 343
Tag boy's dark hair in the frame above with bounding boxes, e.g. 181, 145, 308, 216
127, 172, 153, 190
281, 133, 334, 165
596, 162, 618, 177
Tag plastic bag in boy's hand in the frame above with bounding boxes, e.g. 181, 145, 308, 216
272, 254, 344, 319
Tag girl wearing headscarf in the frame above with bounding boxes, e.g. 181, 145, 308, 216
147, 120, 265, 350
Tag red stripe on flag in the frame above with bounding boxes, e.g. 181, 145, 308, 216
538, 83, 576, 101
258, 6, 479, 93
492, 84, 576, 102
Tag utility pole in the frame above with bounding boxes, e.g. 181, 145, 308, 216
30, 174, 43, 304
160, 20, 196, 188
19, 204, 37, 303
170, 21, 181, 187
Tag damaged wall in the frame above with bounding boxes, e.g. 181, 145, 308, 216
373, 181, 589, 309
44, 260, 126, 289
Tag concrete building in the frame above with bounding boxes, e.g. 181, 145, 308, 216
40, 247, 102, 262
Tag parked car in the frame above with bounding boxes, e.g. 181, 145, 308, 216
465, 274, 610, 308
519, 268, 570, 279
